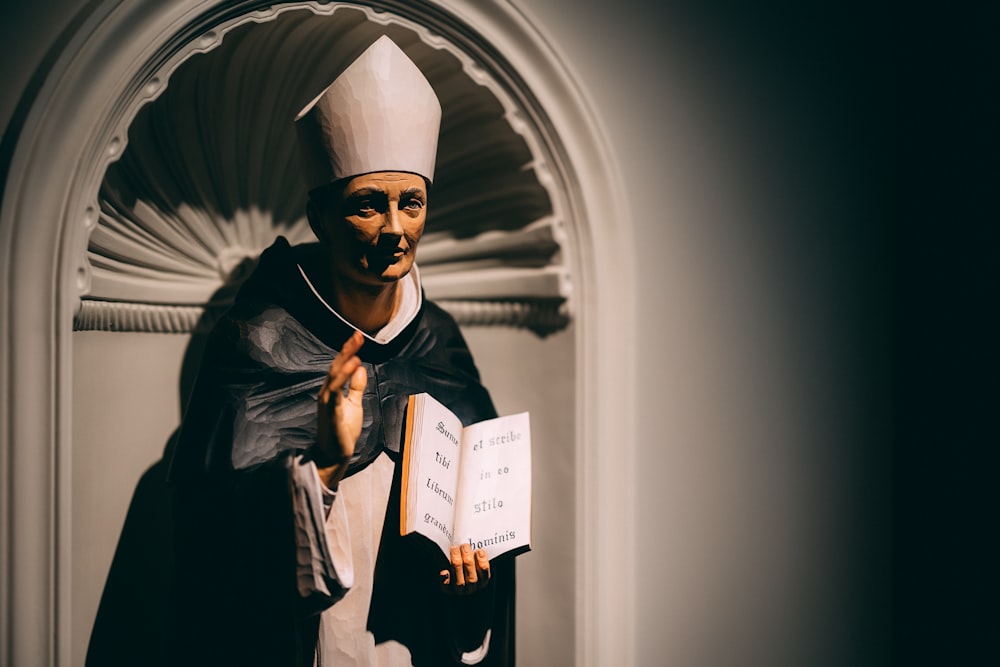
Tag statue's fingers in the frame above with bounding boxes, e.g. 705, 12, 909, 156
327, 356, 360, 398
450, 546, 466, 587
320, 358, 344, 397
340, 330, 364, 356
322, 332, 364, 394
475, 549, 491, 587
347, 364, 367, 403
461, 543, 477, 588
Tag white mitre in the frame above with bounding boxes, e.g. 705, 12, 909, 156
295, 35, 442, 190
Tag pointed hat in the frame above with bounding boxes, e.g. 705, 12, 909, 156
295, 35, 442, 189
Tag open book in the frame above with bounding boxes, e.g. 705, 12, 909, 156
401, 392, 531, 560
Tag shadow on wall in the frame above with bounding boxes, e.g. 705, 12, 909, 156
84, 279, 235, 667
85, 431, 177, 667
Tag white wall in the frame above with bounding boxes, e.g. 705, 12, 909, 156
71, 332, 189, 665
2, 1, 890, 665
516, 3, 889, 664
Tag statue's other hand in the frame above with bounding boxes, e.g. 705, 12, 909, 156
440, 544, 491, 595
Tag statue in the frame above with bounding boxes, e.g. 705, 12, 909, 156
167, 35, 514, 667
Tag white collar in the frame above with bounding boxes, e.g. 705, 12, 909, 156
296, 263, 422, 344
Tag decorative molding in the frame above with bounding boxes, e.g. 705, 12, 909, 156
440, 298, 568, 334
73, 301, 209, 334
74, 296, 570, 336
0, 1, 635, 665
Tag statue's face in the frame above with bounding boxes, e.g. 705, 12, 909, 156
316, 171, 427, 285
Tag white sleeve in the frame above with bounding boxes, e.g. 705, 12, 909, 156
291, 455, 354, 604
460, 628, 492, 664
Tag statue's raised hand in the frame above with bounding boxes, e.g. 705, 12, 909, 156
314, 331, 367, 487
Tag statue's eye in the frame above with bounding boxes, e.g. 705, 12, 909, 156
401, 195, 425, 212
344, 194, 384, 217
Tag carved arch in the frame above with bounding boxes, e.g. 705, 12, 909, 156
0, 2, 635, 665
76, 3, 572, 336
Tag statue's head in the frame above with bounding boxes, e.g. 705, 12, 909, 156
295, 36, 440, 285
305, 170, 426, 286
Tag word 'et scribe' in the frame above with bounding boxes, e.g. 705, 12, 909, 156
472, 431, 523, 451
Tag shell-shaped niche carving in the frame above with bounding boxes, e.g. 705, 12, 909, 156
76, 4, 571, 336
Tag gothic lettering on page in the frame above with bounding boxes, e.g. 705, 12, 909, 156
407, 400, 463, 555
402, 393, 531, 560
453, 412, 530, 559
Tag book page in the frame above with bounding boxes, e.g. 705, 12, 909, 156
454, 411, 531, 560
402, 393, 464, 556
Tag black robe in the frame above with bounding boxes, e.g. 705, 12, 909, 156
167, 237, 515, 666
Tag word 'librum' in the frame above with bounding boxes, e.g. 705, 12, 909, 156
426, 477, 454, 505
423, 512, 453, 541
435, 421, 459, 445
467, 530, 517, 552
